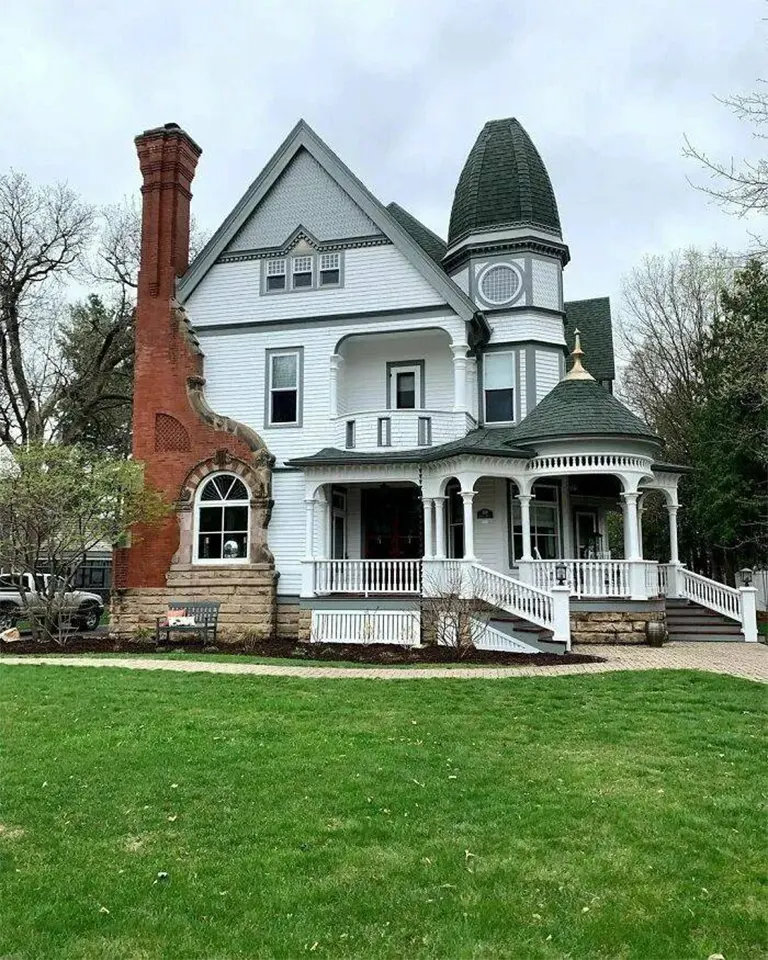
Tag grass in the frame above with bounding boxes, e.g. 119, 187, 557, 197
0, 666, 765, 959
58, 651, 510, 669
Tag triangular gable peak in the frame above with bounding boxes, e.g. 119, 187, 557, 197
177, 120, 482, 326
226, 148, 383, 253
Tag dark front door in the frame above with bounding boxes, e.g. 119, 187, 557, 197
362, 486, 422, 559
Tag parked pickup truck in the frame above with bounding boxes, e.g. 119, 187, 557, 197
0, 573, 104, 631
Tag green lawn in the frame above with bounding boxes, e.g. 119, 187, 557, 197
54, 651, 519, 669
0, 667, 765, 959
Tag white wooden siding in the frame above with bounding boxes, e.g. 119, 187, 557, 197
452, 266, 469, 293
186, 245, 444, 327
269, 471, 305, 594
227, 149, 381, 250
472, 477, 510, 572
519, 351, 527, 419
196, 312, 466, 466
340, 330, 453, 414
536, 349, 562, 402
488, 311, 565, 345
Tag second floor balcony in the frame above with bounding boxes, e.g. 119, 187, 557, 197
329, 327, 477, 452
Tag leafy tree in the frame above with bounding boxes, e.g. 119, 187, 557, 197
0, 444, 168, 643
689, 259, 768, 577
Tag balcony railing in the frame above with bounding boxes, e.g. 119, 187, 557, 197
522, 559, 661, 599
334, 409, 475, 452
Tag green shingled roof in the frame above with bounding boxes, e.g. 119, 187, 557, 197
508, 377, 658, 445
386, 202, 447, 264
448, 119, 562, 246
564, 297, 615, 382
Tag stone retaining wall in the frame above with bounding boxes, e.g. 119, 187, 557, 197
570, 609, 665, 645
276, 599, 300, 641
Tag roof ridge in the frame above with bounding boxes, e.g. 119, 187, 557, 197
386, 202, 447, 247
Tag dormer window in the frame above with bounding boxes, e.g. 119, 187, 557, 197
292, 255, 313, 289
319, 253, 341, 287
266, 259, 286, 291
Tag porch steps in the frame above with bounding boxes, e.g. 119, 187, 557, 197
487, 615, 567, 655
664, 599, 744, 642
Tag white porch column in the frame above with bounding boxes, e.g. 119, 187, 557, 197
433, 496, 447, 559
460, 489, 476, 560
328, 354, 343, 418
422, 497, 434, 559
560, 478, 573, 558
465, 355, 478, 420
518, 494, 534, 561
637, 495, 645, 559
666, 504, 680, 564
452, 344, 468, 413
621, 492, 640, 560
301, 496, 316, 597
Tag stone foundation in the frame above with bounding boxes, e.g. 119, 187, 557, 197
111, 564, 277, 642
297, 607, 312, 642
276, 598, 300, 641
570, 608, 666, 645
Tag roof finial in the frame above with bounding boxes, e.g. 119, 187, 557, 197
564, 329, 595, 381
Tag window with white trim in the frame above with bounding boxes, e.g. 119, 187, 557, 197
292, 255, 313, 289
266, 258, 286, 291
319, 252, 341, 287
267, 349, 301, 425
509, 483, 561, 561
483, 352, 515, 423
196, 474, 250, 563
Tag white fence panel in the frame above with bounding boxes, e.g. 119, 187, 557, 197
311, 609, 420, 646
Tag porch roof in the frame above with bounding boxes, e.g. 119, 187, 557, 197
287, 429, 535, 468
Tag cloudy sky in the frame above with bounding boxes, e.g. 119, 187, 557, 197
1, 0, 765, 311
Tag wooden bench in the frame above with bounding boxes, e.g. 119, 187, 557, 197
156, 600, 221, 646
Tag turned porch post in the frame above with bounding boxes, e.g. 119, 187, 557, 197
422, 497, 434, 559
452, 344, 468, 412
301, 496, 317, 596
433, 496, 447, 559
329, 354, 343, 418
460, 489, 476, 560
518, 494, 534, 561
666, 504, 680, 564
621, 492, 641, 560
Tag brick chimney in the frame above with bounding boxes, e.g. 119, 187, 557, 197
119, 123, 266, 592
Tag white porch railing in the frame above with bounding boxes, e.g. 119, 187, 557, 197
314, 559, 421, 595
679, 568, 742, 621
471, 563, 556, 631
525, 559, 660, 599
333, 409, 475, 452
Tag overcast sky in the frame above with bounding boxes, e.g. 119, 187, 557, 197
1, 0, 765, 312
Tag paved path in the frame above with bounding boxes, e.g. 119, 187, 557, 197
1, 642, 766, 682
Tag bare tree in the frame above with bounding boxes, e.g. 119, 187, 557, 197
685, 86, 768, 221
421, 565, 491, 658
617, 247, 736, 458
0, 171, 95, 443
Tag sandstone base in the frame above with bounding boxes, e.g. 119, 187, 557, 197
111, 564, 277, 642
276, 598, 300, 641
571, 608, 666, 645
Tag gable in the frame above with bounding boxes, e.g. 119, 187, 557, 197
178, 121, 482, 331
227, 149, 382, 252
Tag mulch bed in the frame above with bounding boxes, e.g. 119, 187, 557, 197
0, 633, 603, 666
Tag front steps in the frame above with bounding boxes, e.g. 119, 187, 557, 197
665, 598, 744, 642
487, 615, 566, 655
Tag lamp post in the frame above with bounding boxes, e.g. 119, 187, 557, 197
554, 562, 568, 586
739, 567, 754, 587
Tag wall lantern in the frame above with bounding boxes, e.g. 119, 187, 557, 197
554, 562, 568, 586
739, 567, 754, 587
476, 508, 494, 523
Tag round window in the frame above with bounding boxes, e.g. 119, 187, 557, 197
478, 263, 522, 305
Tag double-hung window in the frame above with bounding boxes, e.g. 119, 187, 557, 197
267, 349, 302, 426
266, 258, 286, 291
388, 362, 423, 410
292, 255, 313, 289
319, 252, 341, 287
509, 483, 561, 561
483, 352, 515, 423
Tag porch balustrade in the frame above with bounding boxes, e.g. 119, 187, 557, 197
313, 558, 421, 595
521, 558, 661, 599
333, 409, 474, 452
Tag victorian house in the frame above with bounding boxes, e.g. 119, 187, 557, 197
112, 118, 758, 650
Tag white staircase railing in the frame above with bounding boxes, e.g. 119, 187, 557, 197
314, 559, 421, 595
679, 568, 741, 621
471, 563, 571, 646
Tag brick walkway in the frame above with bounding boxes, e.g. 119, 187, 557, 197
1, 642, 766, 682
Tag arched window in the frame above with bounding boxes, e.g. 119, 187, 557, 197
196, 473, 250, 563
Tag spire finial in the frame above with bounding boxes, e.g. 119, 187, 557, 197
564, 328, 595, 381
